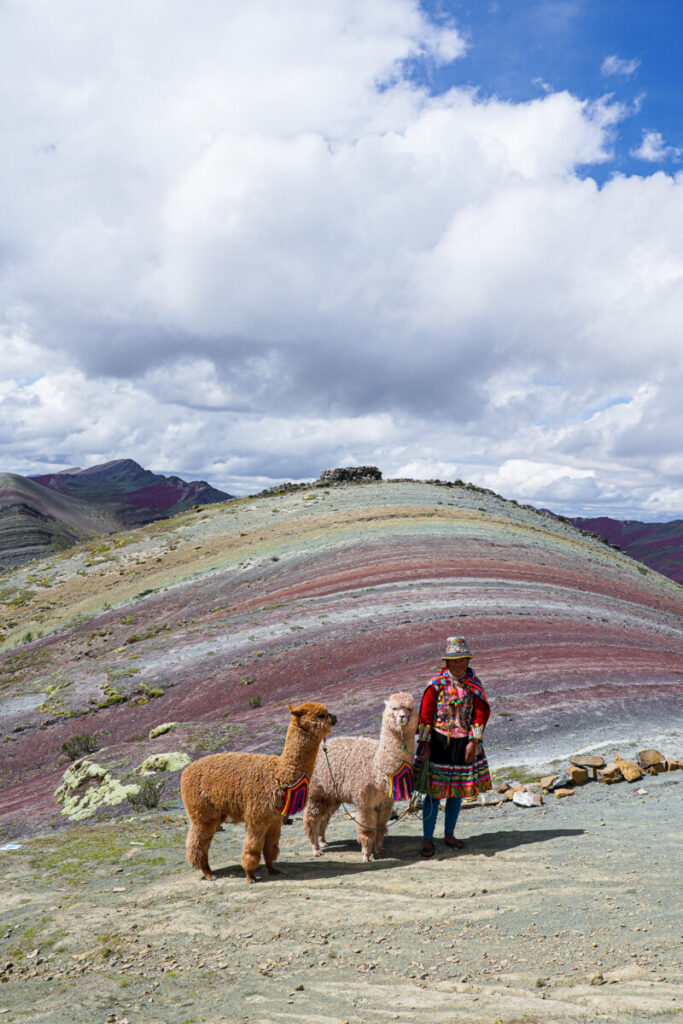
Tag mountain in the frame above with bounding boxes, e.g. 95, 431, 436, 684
32, 459, 232, 527
1, 472, 681, 837
0, 460, 233, 569
0, 473, 118, 570
568, 516, 683, 585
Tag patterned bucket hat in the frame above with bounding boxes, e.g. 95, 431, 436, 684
444, 636, 472, 659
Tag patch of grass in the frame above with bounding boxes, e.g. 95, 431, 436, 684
128, 777, 164, 809
62, 733, 99, 760
248, 694, 262, 709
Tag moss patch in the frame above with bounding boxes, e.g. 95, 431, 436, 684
54, 759, 140, 820
148, 722, 179, 739
137, 751, 190, 775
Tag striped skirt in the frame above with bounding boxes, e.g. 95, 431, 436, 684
414, 732, 492, 800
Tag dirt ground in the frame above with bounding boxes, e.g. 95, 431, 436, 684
0, 765, 681, 1024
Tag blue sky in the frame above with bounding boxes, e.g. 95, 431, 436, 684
415, 0, 682, 181
0, 0, 682, 519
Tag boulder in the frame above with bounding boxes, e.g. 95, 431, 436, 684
554, 788, 575, 799
548, 771, 572, 791
513, 791, 543, 807
637, 748, 665, 769
569, 754, 605, 780
597, 762, 623, 784
614, 755, 643, 783
478, 791, 503, 806
667, 757, 682, 772
540, 775, 557, 790
496, 782, 511, 794
567, 765, 589, 785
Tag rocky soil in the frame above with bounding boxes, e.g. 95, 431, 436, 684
0, 754, 680, 1024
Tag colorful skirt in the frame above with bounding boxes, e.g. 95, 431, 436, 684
414, 733, 492, 800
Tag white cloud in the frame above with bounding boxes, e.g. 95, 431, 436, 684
601, 54, 640, 77
631, 130, 680, 162
0, 1, 681, 516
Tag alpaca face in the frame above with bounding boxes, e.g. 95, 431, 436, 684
383, 692, 417, 733
288, 701, 337, 736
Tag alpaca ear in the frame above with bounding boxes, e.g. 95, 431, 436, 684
288, 704, 304, 717
383, 699, 389, 706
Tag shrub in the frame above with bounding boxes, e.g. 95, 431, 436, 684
248, 694, 262, 709
62, 733, 99, 760
128, 777, 164, 809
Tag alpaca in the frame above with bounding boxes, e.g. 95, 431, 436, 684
180, 702, 336, 883
303, 692, 417, 862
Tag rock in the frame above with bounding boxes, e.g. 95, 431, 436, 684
540, 775, 557, 790
513, 791, 543, 807
667, 757, 682, 771
548, 772, 572, 791
590, 972, 606, 986
478, 791, 503, 806
317, 466, 382, 485
504, 789, 515, 800
636, 788, 647, 795
567, 766, 589, 785
554, 788, 575, 799
614, 755, 643, 782
597, 762, 623, 784
637, 748, 665, 768
569, 754, 605, 780
496, 782, 511, 793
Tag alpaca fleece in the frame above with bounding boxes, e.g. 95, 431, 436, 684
181, 701, 336, 883
303, 692, 417, 861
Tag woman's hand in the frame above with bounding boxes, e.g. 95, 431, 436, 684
465, 740, 478, 764
421, 742, 431, 760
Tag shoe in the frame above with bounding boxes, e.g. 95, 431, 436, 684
444, 834, 464, 848
420, 840, 435, 858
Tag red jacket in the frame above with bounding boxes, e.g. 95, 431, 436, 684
418, 667, 490, 743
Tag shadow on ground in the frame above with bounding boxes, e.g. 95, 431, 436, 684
208, 827, 584, 881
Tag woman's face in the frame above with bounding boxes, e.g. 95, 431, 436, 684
445, 656, 469, 679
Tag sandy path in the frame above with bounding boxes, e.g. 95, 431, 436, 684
0, 769, 680, 1024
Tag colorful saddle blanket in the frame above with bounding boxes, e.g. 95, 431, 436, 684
281, 774, 309, 816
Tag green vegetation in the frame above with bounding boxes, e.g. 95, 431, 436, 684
128, 776, 165, 809
248, 694, 262, 708
61, 733, 99, 760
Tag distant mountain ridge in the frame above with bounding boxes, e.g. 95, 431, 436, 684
568, 516, 683, 585
32, 459, 232, 526
0, 459, 233, 568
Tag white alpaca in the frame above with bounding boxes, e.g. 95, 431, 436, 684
303, 693, 417, 862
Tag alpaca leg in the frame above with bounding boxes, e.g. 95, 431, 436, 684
241, 825, 266, 883
374, 804, 393, 857
186, 819, 218, 881
318, 807, 335, 849
264, 820, 283, 875
303, 802, 322, 855
356, 813, 376, 862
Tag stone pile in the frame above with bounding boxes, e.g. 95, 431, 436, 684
461, 747, 680, 811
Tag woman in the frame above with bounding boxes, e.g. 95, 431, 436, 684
414, 636, 491, 857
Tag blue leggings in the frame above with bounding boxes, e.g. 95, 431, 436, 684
422, 795, 462, 839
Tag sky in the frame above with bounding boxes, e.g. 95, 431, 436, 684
1, 0, 682, 519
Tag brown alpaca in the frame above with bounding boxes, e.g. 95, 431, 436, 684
180, 702, 336, 883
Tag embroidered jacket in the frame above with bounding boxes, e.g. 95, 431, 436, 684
418, 666, 490, 744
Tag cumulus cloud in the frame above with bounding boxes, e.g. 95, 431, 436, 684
630, 130, 680, 162
0, 1, 681, 517
601, 54, 640, 77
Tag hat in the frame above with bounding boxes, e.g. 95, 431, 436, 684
444, 636, 472, 659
